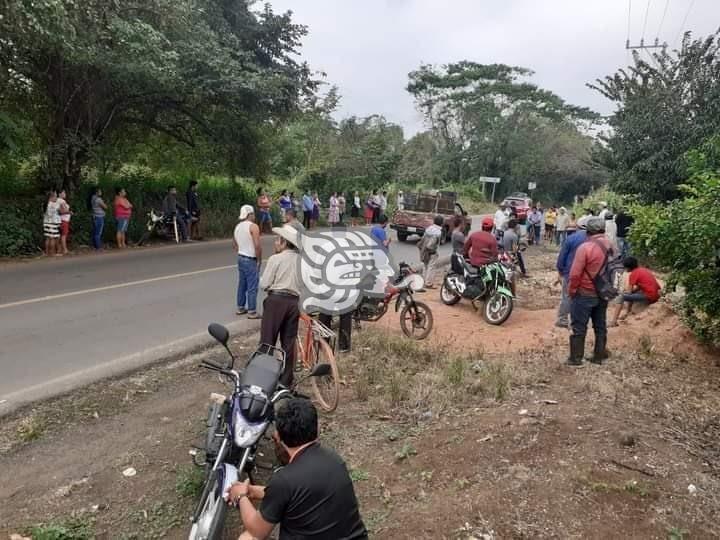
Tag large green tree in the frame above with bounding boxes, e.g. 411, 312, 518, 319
0, 0, 315, 190
590, 31, 720, 202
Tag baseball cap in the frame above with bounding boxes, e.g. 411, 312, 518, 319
239, 205, 254, 220
481, 216, 494, 229
585, 217, 606, 234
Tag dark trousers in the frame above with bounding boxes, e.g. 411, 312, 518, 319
319, 312, 352, 351
516, 251, 527, 275
570, 294, 608, 338
303, 210, 312, 229
260, 293, 300, 386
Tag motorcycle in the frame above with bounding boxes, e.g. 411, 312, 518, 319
137, 209, 183, 246
188, 323, 331, 540
354, 261, 434, 340
440, 253, 514, 325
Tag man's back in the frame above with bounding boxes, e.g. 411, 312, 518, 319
464, 230, 498, 267
260, 443, 367, 540
556, 230, 587, 277
502, 229, 518, 253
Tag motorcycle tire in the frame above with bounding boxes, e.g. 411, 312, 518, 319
188, 467, 228, 540
483, 292, 513, 326
440, 276, 462, 306
400, 301, 433, 340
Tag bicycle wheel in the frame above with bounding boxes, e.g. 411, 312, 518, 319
309, 337, 340, 413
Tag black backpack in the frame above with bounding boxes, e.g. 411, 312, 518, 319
584, 239, 623, 301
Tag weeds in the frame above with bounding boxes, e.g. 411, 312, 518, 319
395, 442, 417, 461
17, 414, 45, 443
350, 468, 370, 482
477, 362, 511, 401
667, 526, 688, 540
175, 465, 205, 498
638, 335, 654, 357
30, 516, 94, 540
446, 356, 466, 386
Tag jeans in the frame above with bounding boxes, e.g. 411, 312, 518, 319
622, 291, 648, 303
556, 230, 567, 247
237, 256, 259, 312
570, 294, 608, 339
617, 237, 630, 259
533, 224, 542, 244
92, 215, 104, 249
556, 276, 571, 325
303, 210, 312, 229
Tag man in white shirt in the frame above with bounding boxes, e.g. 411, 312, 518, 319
380, 191, 388, 217
598, 201, 609, 220
396, 191, 405, 211
233, 205, 262, 318
493, 204, 507, 233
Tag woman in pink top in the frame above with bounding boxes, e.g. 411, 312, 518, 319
113, 187, 133, 248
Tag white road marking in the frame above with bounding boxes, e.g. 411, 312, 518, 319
0, 265, 235, 310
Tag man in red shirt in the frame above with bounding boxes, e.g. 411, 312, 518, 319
463, 217, 498, 267
567, 217, 614, 365
610, 256, 661, 326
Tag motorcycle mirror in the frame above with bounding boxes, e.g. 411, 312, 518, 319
208, 323, 230, 346
310, 363, 332, 377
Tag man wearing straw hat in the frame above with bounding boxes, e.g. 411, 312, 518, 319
259, 225, 302, 386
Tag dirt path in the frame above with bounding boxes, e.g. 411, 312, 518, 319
1, 246, 719, 539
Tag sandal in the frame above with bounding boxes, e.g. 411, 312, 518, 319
247, 312, 262, 320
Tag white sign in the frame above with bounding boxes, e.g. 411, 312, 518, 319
479, 176, 501, 184
528, 182, 537, 190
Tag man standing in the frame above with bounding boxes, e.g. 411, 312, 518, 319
527, 206, 542, 245
234, 205, 262, 318
256, 187, 272, 234
397, 190, 405, 211
464, 217, 498, 268
284, 208, 305, 234
502, 219, 527, 277
370, 214, 391, 251
186, 180, 201, 240
567, 217, 612, 365
162, 185, 189, 242
302, 190, 313, 229
555, 207, 569, 246
379, 190, 388, 220
615, 209, 634, 258
555, 216, 589, 328
227, 399, 368, 540
493, 204, 507, 233
598, 201, 609, 219
418, 215, 443, 288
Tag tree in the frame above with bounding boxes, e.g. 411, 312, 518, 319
0, 0, 315, 190
589, 31, 720, 202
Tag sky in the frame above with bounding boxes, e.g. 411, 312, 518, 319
268, 0, 720, 136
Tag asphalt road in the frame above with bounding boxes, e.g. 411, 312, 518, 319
0, 218, 480, 412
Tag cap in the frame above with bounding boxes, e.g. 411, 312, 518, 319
577, 216, 590, 229
272, 224, 299, 246
585, 217, 606, 234
481, 216, 494, 229
239, 205, 254, 220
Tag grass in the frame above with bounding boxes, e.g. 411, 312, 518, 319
395, 442, 417, 461
349, 468, 370, 482
30, 516, 94, 540
175, 464, 205, 498
581, 475, 653, 498
16, 414, 46, 443
667, 526, 688, 540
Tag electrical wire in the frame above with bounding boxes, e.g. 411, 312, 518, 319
626, 0, 633, 46
674, 0, 697, 47
656, 0, 670, 42
641, 0, 652, 42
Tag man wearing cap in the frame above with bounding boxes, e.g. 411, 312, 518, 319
567, 217, 613, 365
234, 205, 262, 318
555, 215, 589, 328
464, 217, 498, 268
259, 225, 301, 386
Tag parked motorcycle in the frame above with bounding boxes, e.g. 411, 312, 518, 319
188, 323, 330, 540
137, 209, 181, 246
354, 261, 433, 340
440, 253, 514, 325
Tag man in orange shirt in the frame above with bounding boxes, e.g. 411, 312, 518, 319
567, 217, 614, 365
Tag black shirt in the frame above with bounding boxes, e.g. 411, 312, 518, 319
187, 190, 200, 215
615, 213, 634, 238
260, 443, 367, 540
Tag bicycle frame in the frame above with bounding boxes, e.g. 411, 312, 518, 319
298, 313, 335, 366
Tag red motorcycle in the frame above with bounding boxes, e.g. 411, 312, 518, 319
353, 262, 434, 340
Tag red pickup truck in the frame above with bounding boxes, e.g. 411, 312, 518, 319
390, 190, 470, 243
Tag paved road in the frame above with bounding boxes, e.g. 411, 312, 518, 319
0, 217, 481, 411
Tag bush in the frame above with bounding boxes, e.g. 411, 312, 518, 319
629, 137, 720, 348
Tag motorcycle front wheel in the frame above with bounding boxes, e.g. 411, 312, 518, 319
188, 468, 228, 540
400, 301, 434, 340
440, 275, 462, 306
483, 292, 513, 325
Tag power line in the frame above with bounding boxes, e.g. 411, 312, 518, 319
656, 0, 670, 40
641, 0, 652, 41
674, 0, 697, 47
626, 0, 633, 48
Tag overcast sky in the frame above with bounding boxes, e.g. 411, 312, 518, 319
268, 0, 720, 136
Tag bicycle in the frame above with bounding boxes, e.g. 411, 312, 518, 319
296, 313, 340, 412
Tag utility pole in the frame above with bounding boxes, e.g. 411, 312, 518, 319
625, 37, 666, 51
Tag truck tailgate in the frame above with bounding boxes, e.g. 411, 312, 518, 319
392, 210, 433, 230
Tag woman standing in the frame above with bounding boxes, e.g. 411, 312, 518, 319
328, 192, 340, 226
311, 192, 321, 228
259, 225, 301, 386
566, 212, 578, 236
113, 187, 133, 248
351, 191, 361, 226
89, 186, 107, 250
364, 192, 374, 225
43, 190, 61, 256
57, 189, 72, 255
338, 192, 347, 224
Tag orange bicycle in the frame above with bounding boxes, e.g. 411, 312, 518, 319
296, 313, 340, 412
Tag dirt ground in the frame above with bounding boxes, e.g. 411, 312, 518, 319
2, 246, 719, 539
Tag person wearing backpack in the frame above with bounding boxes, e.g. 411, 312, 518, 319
567, 217, 618, 365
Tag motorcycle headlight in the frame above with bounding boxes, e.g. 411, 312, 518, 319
232, 410, 267, 448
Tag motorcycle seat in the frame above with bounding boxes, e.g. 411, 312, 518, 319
463, 261, 480, 277
241, 353, 282, 397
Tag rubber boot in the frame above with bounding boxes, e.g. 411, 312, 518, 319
588, 335, 611, 364
566, 335, 585, 366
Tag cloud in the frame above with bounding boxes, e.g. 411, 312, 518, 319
270, 0, 719, 135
